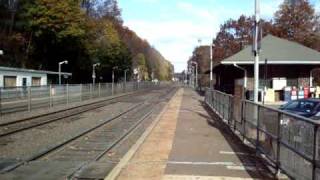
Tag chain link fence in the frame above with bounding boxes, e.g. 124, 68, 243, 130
0, 81, 158, 116
205, 88, 320, 180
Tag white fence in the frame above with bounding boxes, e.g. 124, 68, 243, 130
0, 81, 158, 115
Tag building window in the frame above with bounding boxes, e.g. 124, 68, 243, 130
32, 77, 41, 86
4, 76, 17, 87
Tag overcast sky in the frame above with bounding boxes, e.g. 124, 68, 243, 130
118, 0, 319, 72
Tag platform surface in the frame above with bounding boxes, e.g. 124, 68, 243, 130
115, 88, 274, 180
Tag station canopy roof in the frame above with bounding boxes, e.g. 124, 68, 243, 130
0, 66, 72, 76
220, 35, 320, 65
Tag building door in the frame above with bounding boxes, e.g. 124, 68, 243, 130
22, 78, 27, 87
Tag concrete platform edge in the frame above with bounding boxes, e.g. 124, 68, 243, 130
104, 88, 180, 180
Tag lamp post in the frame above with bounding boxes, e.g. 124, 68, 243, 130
253, 0, 260, 103
0, 50, 3, 56
58, 60, 68, 85
92, 63, 100, 86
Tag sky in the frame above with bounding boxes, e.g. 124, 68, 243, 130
118, 0, 320, 72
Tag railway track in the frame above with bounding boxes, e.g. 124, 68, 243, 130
0, 87, 178, 176
0, 87, 163, 137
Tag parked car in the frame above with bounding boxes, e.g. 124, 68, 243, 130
279, 99, 320, 119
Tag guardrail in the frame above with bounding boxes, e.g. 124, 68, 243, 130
0, 81, 159, 116
205, 89, 320, 180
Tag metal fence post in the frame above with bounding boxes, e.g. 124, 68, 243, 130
312, 125, 319, 180
276, 112, 281, 178
49, 85, 53, 108
0, 87, 2, 118
98, 83, 101, 97
112, 82, 114, 96
90, 84, 93, 99
80, 84, 82, 102
242, 101, 246, 142
28, 86, 31, 112
256, 105, 260, 150
66, 84, 69, 105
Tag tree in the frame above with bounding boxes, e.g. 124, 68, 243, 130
0, 0, 172, 83
97, 0, 122, 24
95, 19, 131, 81
24, 0, 86, 39
212, 15, 274, 63
133, 53, 148, 80
274, 0, 320, 49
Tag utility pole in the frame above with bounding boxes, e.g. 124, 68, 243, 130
254, 0, 260, 103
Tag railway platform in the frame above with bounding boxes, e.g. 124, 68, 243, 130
108, 88, 275, 180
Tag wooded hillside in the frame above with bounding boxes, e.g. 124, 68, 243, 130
0, 0, 173, 83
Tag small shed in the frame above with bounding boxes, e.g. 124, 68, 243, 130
0, 66, 72, 87
212, 35, 320, 102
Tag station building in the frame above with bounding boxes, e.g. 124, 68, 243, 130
0, 66, 72, 87
212, 35, 320, 102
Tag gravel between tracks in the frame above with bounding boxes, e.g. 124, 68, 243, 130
0, 92, 159, 160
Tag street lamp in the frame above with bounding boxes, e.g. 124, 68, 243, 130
0, 50, 4, 56
92, 63, 100, 86
58, 60, 68, 85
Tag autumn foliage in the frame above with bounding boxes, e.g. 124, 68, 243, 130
211, 0, 320, 64
0, 0, 173, 82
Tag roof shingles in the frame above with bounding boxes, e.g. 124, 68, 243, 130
221, 35, 320, 64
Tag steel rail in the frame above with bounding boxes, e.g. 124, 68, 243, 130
0, 88, 161, 137
0, 103, 144, 173
1, 87, 177, 174
0, 88, 157, 127
67, 87, 178, 179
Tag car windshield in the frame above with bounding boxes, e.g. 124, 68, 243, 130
298, 101, 317, 112
284, 101, 318, 112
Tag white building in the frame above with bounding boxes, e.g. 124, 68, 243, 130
0, 66, 72, 87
